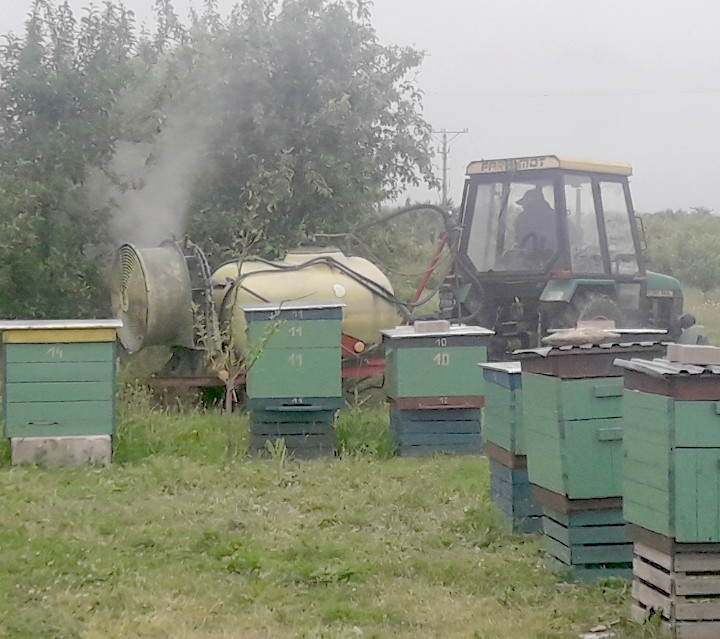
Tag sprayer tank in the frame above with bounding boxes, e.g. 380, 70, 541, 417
214, 249, 401, 350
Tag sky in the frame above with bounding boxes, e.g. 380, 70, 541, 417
4, 0, 720, 214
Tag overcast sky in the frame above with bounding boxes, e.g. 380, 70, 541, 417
4, 0, 720, 214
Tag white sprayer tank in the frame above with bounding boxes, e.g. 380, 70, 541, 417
213, 249, 401, 350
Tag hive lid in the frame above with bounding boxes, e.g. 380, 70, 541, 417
242, 301, 346, 313
478, 361, 522, 374
0, 319, 123, 331
381, 324, 494, 339
613, 357, 720, 377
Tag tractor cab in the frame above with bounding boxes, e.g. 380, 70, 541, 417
443, 155, 683, 357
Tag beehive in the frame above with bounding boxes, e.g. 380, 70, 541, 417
244, 302, 344, 457
520, 342, 664, 499
617, 357, 720, 543
519, 340, 664, 578
480, 361, 541, 533
1, 319, 121, 466
382, 324, 493, 456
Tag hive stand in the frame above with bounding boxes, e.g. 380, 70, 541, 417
382, 323, 493, 457
244, 302, 344, 458
1, 319, 121, 467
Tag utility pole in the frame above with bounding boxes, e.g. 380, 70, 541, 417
432, 128, 468, 208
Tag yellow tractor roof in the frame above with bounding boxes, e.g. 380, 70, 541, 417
466, 155, 632, 176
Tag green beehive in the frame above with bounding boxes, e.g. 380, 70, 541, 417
520, 342, 664, 500
244, 302, 344, 405
617, 357, 720, 543
1, 320, 121, 466
480, 362, 524, 455
382, 324, 493, 402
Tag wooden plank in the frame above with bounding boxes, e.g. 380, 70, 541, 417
5, 342, 114, 363
675, 621, 720, 639
391, 408, 481, 423
675, 599, 720, 622
484, 442, 527, 468
396, 443, 481, 457
6, 381, 114, 403
543, 516, 627, 546
559, 377, 624, 420
634, 541, 674, 571
675, 401, 720, 448
391, 421, 481, 435
563, 417, 623, 499
248, 319, 341, 350
547, 507, 624, 527
251, 422, 335, 436
632, 579, 672, 618
394, 433, 482, 446
391, 396, 484, 410
675, 553, 720, 573
676, 573, 720, 597
6, 361, 114, 383
676, 449, 720, 543
5, 401, 114, 437
572, 542, 633, 565
3, 328, 116, 343
532, 484, 622, 513
633, 556, 673, 594
247, 347, 341, 399
544, 534, 571, 564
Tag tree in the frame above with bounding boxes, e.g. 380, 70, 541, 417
0, 0, 436, 319
170, 0, 436, 260
643, 208, 720, 295
0, 0, 140, 317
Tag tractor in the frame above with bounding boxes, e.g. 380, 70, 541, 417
438, 155, 685, 358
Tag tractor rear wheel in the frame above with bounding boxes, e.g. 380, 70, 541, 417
554, 292, 624, 329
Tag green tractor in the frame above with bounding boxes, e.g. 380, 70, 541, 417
439, 155, 686, 358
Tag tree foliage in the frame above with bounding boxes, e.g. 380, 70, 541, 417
0, 1, 141, 317
643, 208, 720, 294
0, 0, 436, 317
178, 0, 437, 259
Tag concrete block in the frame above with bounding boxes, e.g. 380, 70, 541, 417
577, 319, 616, 330
413, 319, 451, 333
11, 435, 112, 467
666, 343, 720, 365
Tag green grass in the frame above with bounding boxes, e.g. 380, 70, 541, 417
0, 386, 663, 639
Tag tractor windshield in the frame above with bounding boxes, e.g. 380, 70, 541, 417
465, 180, 557, 272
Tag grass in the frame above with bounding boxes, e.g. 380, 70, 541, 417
0, 386, 663, 639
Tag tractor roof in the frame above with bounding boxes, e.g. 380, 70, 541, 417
466, 155, 632, 177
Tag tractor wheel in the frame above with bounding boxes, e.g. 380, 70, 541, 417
554, 292, 624, 329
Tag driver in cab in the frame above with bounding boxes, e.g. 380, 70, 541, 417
514, 187, 558, 252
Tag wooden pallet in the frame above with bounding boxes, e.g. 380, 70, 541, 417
489, 459, 542, 533
390, 408, 482, 457
542, 506, 632, 580
632, 541, 720, 638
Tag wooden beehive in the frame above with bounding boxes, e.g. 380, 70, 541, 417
244, 302, 344, 457
519, 342, 664, 500
382, 324, 492, 456
618, 357, 720, 543
1, 319, 121, 466
480, 361, 541, 533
